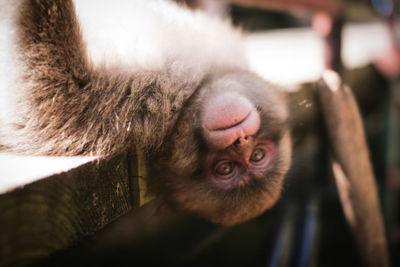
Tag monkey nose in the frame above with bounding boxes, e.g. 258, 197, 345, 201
233, 136, 249, 147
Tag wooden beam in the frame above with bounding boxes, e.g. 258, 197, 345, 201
219, 0, 343, 15
316, 70, 389, 267
0, 153, 151, 266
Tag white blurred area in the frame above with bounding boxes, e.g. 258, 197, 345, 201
245, 21, 393, 88
0, 154, 95, 194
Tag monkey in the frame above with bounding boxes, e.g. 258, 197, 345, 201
0, 0, 292, 225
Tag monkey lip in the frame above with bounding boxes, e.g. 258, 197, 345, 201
208, 113, 249, 131
203, 92, 254, 131
204, 110, 261, 150
202, 92, 261, 150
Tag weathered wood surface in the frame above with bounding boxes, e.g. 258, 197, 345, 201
316, 70, 389, 267
0, 153, 151, 267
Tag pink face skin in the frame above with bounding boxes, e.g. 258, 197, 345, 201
202, 93, 276, 189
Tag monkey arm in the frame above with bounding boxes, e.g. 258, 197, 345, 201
17, 0, 89, 86
12, 0, 200, 156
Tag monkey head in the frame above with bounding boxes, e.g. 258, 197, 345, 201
149, 70, 292, 225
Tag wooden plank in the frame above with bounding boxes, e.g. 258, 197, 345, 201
316, 70, 389, 267
0, 153, 149, 266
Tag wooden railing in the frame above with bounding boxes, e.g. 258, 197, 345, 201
0, 153, 152, 266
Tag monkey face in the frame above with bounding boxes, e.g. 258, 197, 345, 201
148, 70, 292, 225
204, 134, 276, 190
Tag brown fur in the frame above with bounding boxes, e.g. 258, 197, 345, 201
148, 72, 291, 225
4, 0, 203, 157
1, 0, 292, 225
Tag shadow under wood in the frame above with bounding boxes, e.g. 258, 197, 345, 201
33, 198, 223, 266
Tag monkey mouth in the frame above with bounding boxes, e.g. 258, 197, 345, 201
204, 110, 261, 150
208, 112, 250, 131
203, 92, 254, 130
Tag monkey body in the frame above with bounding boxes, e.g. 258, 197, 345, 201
0, 0, 291, 225
0, 0, 245, 156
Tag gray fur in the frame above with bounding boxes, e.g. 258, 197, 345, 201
0, 0, 292, 225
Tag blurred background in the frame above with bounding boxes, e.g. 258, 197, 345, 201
37, 0, 400, 266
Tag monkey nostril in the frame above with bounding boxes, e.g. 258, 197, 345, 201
234, 136, 249, 147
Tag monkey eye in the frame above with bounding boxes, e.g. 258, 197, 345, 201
214, 161, 234, 176
250, 148, 265, 162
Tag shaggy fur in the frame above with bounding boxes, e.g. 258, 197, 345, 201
0, 0, 292, 225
